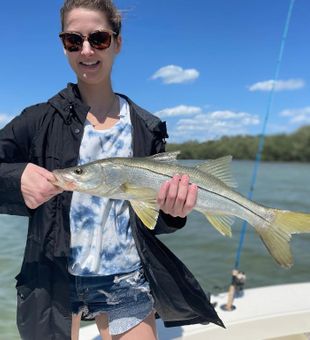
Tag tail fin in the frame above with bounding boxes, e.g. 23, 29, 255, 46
257, 209, 310, 268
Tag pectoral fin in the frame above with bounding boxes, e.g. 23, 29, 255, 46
121, 183, 159, 230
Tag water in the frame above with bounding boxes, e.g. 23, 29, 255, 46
1, 161, 310, 339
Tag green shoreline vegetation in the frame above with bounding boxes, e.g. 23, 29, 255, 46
166, 125, 310, 162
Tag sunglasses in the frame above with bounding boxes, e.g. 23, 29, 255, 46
59, 29, 117, 52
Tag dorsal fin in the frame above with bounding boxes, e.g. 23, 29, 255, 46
196, 156, 237, 188
147, 151, 180, 163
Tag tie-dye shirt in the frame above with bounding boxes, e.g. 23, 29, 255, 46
69, 96, 141, 276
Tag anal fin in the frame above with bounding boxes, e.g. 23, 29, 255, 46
197, 209, 234, 237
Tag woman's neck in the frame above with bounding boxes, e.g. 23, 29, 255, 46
77, 81, 115, 116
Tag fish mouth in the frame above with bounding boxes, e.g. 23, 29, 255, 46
51, 171, 77, 191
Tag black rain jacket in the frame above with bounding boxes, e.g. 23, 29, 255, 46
0, 83, 223, 339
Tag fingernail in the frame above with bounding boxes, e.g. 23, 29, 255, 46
181, 175, 189, 183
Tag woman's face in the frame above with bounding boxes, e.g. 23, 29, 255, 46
62, 7, 121, 86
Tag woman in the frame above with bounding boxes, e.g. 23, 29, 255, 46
0, 0, 223, 339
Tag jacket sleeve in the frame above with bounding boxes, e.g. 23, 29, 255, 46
152, 121, 187, 235
0, 108, 36, 216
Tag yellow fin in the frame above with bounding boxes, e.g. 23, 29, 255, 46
122, 183, 159, 230
198, 209, 234, 237
130, 200, 159, 230
256, 209, 310, 268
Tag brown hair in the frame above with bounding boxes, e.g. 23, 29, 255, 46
60, 0, 122, 35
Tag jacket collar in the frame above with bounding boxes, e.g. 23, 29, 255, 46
47, 83, 168, 139
119, 93, 168, 136
48, 83, 90, 125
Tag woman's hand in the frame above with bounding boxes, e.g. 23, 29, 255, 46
21, 163, 63, 209
157, 175, 198, 218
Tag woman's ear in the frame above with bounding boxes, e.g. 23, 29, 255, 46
114, 35, 122, 54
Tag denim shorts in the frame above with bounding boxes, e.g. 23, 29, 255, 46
69, 268, 154, 335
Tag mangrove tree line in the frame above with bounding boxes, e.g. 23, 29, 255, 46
166, 125, 310, 162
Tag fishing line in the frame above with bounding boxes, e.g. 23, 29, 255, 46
234, 0, 296, 270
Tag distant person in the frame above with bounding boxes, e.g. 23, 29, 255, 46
0, 0, 222, 339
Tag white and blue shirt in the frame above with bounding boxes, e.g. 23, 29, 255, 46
69, 96, 141, 276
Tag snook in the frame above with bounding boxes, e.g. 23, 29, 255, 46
52, 152, 310, 268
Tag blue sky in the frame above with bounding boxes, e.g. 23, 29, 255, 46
0, 0, 309, 142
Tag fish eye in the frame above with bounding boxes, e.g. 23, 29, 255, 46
74, 168, 83, 175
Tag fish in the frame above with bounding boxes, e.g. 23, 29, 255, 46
51, 151, 310, 268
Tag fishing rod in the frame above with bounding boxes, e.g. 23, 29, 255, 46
222, 0, 296, 311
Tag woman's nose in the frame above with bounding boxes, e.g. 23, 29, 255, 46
80, 41, 94, 56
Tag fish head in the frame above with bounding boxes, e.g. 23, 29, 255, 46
52, 162, 103, 193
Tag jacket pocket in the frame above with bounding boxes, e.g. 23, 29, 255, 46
16, 283, 38, 340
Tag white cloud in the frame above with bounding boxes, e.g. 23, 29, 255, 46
155, 105, 202, 118
151, 65, 199, 84
248, 79, 305, 92
279, 106, 310, 124
166, 109, 260, 142
0, 113, 12, 128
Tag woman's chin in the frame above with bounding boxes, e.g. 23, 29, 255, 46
77, 74, 107, 87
